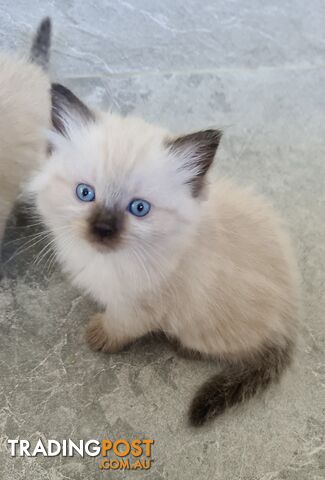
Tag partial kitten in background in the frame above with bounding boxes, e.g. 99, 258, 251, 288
0, 18, 51, 247
29, 84, 299, 426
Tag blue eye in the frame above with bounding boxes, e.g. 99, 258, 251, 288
128, 199, 151, 217
76, 183, 95, 202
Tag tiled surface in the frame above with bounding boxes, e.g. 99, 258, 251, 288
0, 1, 324, 479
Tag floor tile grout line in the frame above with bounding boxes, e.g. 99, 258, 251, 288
57, 63, 325, 81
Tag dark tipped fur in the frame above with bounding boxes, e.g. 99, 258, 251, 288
30, 17, 52, 70
166, 129, 222, 196
189, 340, 293, 427
51, 84, 95, 138
87, 206, 125, 249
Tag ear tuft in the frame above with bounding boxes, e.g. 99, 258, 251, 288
166, 129, 222, 196
51, 83, 95, 138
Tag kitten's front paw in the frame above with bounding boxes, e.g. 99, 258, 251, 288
86, 313, 127, 354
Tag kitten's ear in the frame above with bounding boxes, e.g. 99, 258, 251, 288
51, 83, 95, 139
166, 129, 222, 197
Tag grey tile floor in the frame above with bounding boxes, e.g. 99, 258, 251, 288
0, 1, 324, 479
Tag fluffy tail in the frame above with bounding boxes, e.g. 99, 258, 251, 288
189, 340, 293, 427
29, 17, 52, 70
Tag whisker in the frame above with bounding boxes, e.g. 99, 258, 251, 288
3, 229, 50, 247
3, 233, 53, 265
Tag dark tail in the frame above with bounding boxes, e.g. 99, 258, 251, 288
189, 340, 293, 427
30, 17, 52, 70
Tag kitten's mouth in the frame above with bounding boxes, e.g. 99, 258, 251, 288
86, 227, 124, 252
87, 233, 123, 253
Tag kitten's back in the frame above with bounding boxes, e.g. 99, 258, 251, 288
0, 19, 51, 241
0, 55, 50, 233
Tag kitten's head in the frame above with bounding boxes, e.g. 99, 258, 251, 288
30, 84, 221, 290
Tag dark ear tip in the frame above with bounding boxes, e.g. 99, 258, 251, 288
39, 17, 51, 33
51, 83, 72, 97
202, 128, 223, 145
50, 83, 95, 138
165, 128, 223, 197
166, 128, 223, 151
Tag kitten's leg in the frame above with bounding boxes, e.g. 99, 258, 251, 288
86, 310, 150, 354
86, 312, 131, 353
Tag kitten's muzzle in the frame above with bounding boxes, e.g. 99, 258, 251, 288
92, 220, 118, 239
88, 207, 124, 246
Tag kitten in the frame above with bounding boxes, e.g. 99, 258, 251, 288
0, 18, 51, 246
29, 84, 299, 426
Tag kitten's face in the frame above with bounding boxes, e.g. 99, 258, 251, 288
30, 85, 221, 287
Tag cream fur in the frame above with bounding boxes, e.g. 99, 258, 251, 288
0, 54, 50, 242
29, 111, 299, 360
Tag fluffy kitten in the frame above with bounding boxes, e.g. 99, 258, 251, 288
29, 84, 299, 426
0, 18, 51, 245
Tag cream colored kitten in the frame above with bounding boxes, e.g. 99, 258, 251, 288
0, 19, 51, 245
29, 84, 299, 426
